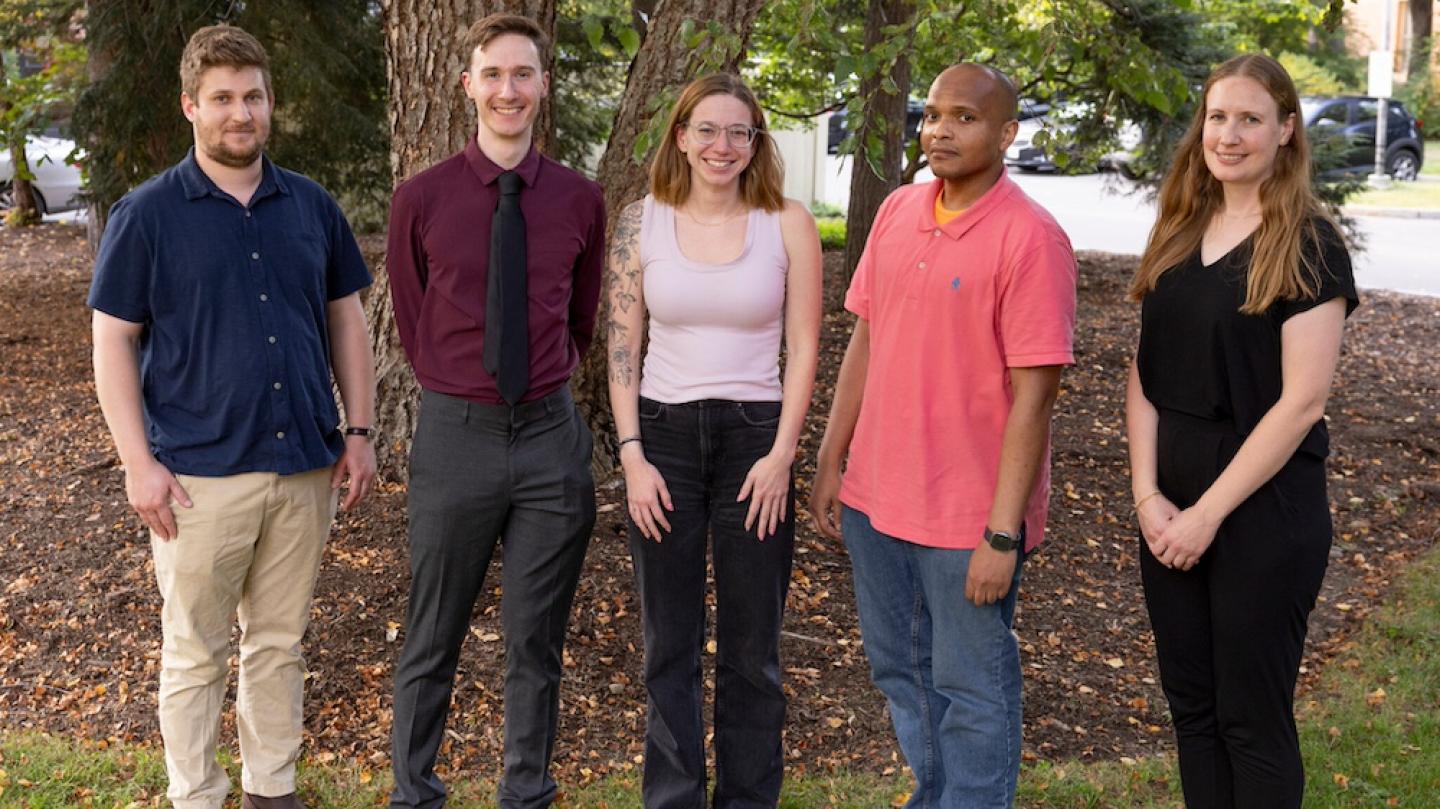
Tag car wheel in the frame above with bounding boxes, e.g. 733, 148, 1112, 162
1387, 150, 1420, 182
0, 180, 13, 211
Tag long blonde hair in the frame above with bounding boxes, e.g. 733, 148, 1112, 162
649, 73, 785, 212
1129, 54, 1335, 313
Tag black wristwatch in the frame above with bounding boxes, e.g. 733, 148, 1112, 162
345, 426, 375, 440
983, 527, 1021, 553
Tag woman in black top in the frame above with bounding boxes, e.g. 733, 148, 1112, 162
1126, 54, 1357, 809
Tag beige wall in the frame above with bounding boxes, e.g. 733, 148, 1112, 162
1346, 0, 1440, 80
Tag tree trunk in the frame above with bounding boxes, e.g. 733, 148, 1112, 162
0, 53, 41, 227
574, 0, 767, 473
841, 0, 916, 286
368, 0, 555, 478
83, 2, 115, 248
1409, 0, 1434, 79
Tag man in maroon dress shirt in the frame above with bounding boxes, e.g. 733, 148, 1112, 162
384, 14, 606, 809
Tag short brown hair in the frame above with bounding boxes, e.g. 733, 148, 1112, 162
650, 73, 785, 212
180, 25, 271, 99
462, 14, 550, 70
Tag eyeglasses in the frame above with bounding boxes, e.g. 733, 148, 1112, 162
686, 121, 763, 149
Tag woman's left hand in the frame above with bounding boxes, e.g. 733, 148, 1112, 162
738, 451, 793, 540
1149, 504, 1221, 571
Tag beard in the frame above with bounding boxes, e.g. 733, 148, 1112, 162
200, 126, 267, 168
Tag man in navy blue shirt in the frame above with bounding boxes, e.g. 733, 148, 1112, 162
88, 25, 375, 809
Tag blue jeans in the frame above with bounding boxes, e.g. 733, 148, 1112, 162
841, 506, 1024, 809
629, 398, 794, 809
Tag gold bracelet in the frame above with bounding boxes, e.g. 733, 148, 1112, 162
1134, 491, 1162, 510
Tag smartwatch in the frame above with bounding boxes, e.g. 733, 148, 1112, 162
983, 527, 1021, 553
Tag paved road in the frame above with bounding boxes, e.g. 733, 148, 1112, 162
1004, 169, 1440, 297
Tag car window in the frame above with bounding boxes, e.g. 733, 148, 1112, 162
1357, 99, 1378, 123
1308, 101, 1348, 126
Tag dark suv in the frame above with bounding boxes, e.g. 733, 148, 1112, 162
1301, 95, 1425, 181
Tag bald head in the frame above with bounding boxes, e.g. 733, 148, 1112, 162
920, 63, 1021, 204
932, 63, 1018, 122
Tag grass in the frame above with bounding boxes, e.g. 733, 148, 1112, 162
1422, 141, 1438, 177
1349, 177, 1440, 209
5, 549, 1439, 807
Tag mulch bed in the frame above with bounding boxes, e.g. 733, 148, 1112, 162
1, 222, 1436, 789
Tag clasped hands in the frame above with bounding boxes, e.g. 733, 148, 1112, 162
1138, 493, 1220, 571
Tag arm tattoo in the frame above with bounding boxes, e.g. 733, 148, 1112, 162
606, 201, 644, 387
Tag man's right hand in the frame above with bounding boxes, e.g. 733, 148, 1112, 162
126, 458, 192, 541
808, 461, 843, 540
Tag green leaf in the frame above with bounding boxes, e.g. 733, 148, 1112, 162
615, 25, 641, 58
633, 130, 653, 165
583, 18, 604, 52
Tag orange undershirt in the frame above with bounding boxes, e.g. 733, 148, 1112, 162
934, 194, 965, 226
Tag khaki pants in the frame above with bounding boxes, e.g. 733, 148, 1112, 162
151, 468, 336, 809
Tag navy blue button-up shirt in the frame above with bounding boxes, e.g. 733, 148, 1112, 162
88, 149, 371, 476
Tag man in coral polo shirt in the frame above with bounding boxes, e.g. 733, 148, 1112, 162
810, 63, 1077, 807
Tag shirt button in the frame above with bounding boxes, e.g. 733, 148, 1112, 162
275, 431, 285, 440
268, 336, 277, 344
245, 211, 252, 218
918, 261, 927, 270
933, 229, 942, 237
251, 251, 260, 260
259, 293, 268, 302
273, 382, 282, 390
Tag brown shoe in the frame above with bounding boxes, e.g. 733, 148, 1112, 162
241, 793, 307, 809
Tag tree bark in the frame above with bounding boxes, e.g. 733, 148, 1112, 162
368, 0, 555, 478
575, 0, 767, 473
841, 0, 916, 286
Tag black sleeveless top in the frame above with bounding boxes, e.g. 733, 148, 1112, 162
1137, 217, 1358, 460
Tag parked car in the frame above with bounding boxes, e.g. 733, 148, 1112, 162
1005, 102, 1140, 174
827, 99, 925, 155
1301, 95, 1425, 181
0, 135, 84, 214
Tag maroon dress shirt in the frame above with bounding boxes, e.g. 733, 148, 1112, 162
387, 140, 607, 404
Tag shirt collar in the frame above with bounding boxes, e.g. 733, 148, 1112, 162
920, 172, 1016, 238
464, 137, 541, 189
178, 147, 289, 202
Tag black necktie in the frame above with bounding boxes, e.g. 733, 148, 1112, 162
484, 170, 529, 405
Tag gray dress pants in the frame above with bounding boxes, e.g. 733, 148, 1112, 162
390, 388, 595, 809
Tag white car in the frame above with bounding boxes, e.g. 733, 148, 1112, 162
0, 135, 85, 214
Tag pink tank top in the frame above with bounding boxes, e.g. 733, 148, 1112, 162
638, 195, 788, 403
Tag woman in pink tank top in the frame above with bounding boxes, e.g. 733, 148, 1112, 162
605, 73, 822, 808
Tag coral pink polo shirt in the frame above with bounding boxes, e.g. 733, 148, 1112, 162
841, 175, 1077, 551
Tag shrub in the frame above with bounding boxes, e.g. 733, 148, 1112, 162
816, 217, 846, 250
1279, 52, 1344, 96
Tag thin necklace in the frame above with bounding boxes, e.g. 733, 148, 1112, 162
681, 207, 748, 226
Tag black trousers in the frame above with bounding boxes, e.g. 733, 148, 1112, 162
390, 388, 595, 809
628, 398, 794, 809
1141, 410, 1330, 809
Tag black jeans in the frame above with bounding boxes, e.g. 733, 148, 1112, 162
629, 398, 795, 809
1141, 410, 1330, 809
391, 388, 595, 809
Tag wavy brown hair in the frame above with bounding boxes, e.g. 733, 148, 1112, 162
1129, 54, 1336, 314
180, 25, 271, 99
650, 73, 785, 212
